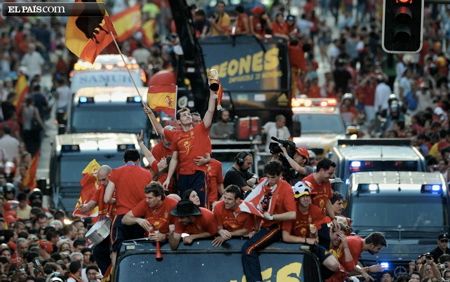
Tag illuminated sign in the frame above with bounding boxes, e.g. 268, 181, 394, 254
70, 71, 143, 93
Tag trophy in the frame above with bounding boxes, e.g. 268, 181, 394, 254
207, 69, 220, 91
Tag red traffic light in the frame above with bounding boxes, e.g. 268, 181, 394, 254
382, 0, 424, 53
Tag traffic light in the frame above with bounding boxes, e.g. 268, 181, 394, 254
382, 0, 424, 53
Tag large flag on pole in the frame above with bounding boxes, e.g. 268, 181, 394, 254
65, 0, 117, 63
14, 74, 28, 114
73, 159, 101, 218
141, 19, 155, 47
111, 4, 141, 42
147, 84, 177, 118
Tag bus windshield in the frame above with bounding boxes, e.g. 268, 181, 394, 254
71, 105, 147, 133
351, 195, 445, 235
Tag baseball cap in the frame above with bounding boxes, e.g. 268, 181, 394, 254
296, 147, 309, 161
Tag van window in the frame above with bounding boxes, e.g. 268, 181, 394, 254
71, 105, 147, 133
293, 113, 346, 134
351, 195, 445, 235
345, 160, 419, 181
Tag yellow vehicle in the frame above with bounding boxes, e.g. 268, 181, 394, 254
291, 97, 356, 157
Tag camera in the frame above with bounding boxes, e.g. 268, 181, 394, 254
269, 137, 296, 157
269, 137, 298, 183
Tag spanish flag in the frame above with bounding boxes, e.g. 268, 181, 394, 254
111, 5, 141, 42
141, 19, 155, 47
73, 159, 101, 218
65, 0, 117, 63
147, 84, 177, 118
14, 74, 28, 114
21, 152, 40, 188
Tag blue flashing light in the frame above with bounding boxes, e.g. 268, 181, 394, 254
117, 144, 136, 151
357, 183, 379, 194
126, 96, 142, 103
78, 96, 94, 104
380, 262, 390, 270
421, 184, 442, 194
368, 184, 378, 192
350, 161, 361, 168
61, 144, 80, 152
432, 185, 441, 191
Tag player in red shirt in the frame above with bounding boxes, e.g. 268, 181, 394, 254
78, 165, 115, 274
206, 158, 224, 208
212, 185, 254, 247
122, 182, 178, 242
303, 158, 337, 220
168, 200, 218, 250
241, 161, 297, 282
104, 149, 152, 268
326, 228, 386, 281
144, 89, 217, 206
282, 181, 329, 244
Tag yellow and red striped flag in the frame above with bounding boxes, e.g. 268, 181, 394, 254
147, 84, 177, 118
14, 74, 28, 113
141, 19, 155, 47
111, 4, 141, 42
65, 0, 117, 63
73, 159, 101, 218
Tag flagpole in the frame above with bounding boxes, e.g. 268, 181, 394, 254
110, 31, 159, 135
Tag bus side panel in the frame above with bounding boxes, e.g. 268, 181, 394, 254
116, 250, 321, 282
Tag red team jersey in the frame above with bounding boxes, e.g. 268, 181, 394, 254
303, 174, 332, 216
131, 197, 178, 234
213, 201, 254, 232
174, 207, 218, 235
282, 204, 326, 237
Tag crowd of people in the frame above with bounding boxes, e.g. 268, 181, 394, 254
0, 0, 448, 281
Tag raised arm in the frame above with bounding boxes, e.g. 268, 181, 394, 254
143, 104, 164, 136
163, 151, 178, 190
137, 130, 156, 165
203, 90, 216, 129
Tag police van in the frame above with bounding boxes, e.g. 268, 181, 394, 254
62, 86, 149, 135
346, 171, 449, 278
330, 139, 427, 195
115, 239, 323, 281
70, 54, 146, 93
291, 97, 357, 157
50, 133, 139, 211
